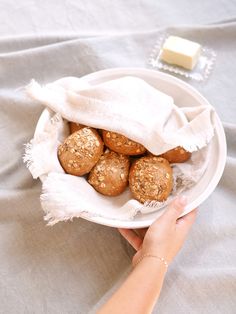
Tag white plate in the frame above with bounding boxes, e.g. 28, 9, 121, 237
35, 68, 227, 228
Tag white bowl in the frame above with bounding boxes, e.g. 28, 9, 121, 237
35, 68, 227, 228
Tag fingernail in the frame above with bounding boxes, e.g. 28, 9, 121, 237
178, 195, 187, 206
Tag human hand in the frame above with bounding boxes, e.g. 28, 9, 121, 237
119, 196, 197, 266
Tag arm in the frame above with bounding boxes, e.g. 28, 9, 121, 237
98, 196, 197, 314
98, 256, 167, 314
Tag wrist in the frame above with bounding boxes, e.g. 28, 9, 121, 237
134, 254, 168, 275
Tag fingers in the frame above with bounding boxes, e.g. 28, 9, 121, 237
135, 228, 148, 239
161, 196, 187, 224
118, 228, 143, 251
176, 209, 197, 239
177, 208, 197, 226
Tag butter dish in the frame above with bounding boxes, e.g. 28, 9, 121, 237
148, 33, 216, 82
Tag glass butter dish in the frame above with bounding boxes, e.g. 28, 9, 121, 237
148, 33, 216, 82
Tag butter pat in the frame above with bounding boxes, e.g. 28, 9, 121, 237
161, 36, 201, 70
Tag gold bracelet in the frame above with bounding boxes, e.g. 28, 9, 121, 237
134, 253, 169, 268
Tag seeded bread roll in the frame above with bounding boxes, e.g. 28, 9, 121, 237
88, 150, 130, 196
58, 127, 104, 176
160, 146, 191, 163
129, 156, 173, 203
69, 122, 86, 134
102, 130, 146, 156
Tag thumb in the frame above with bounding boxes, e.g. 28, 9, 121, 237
161, 196, 187, 224
175, 209, 197, 240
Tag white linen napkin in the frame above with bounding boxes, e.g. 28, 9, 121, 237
24, 76, 215, 225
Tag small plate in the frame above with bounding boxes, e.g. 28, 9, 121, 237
148, 34, 216, 82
